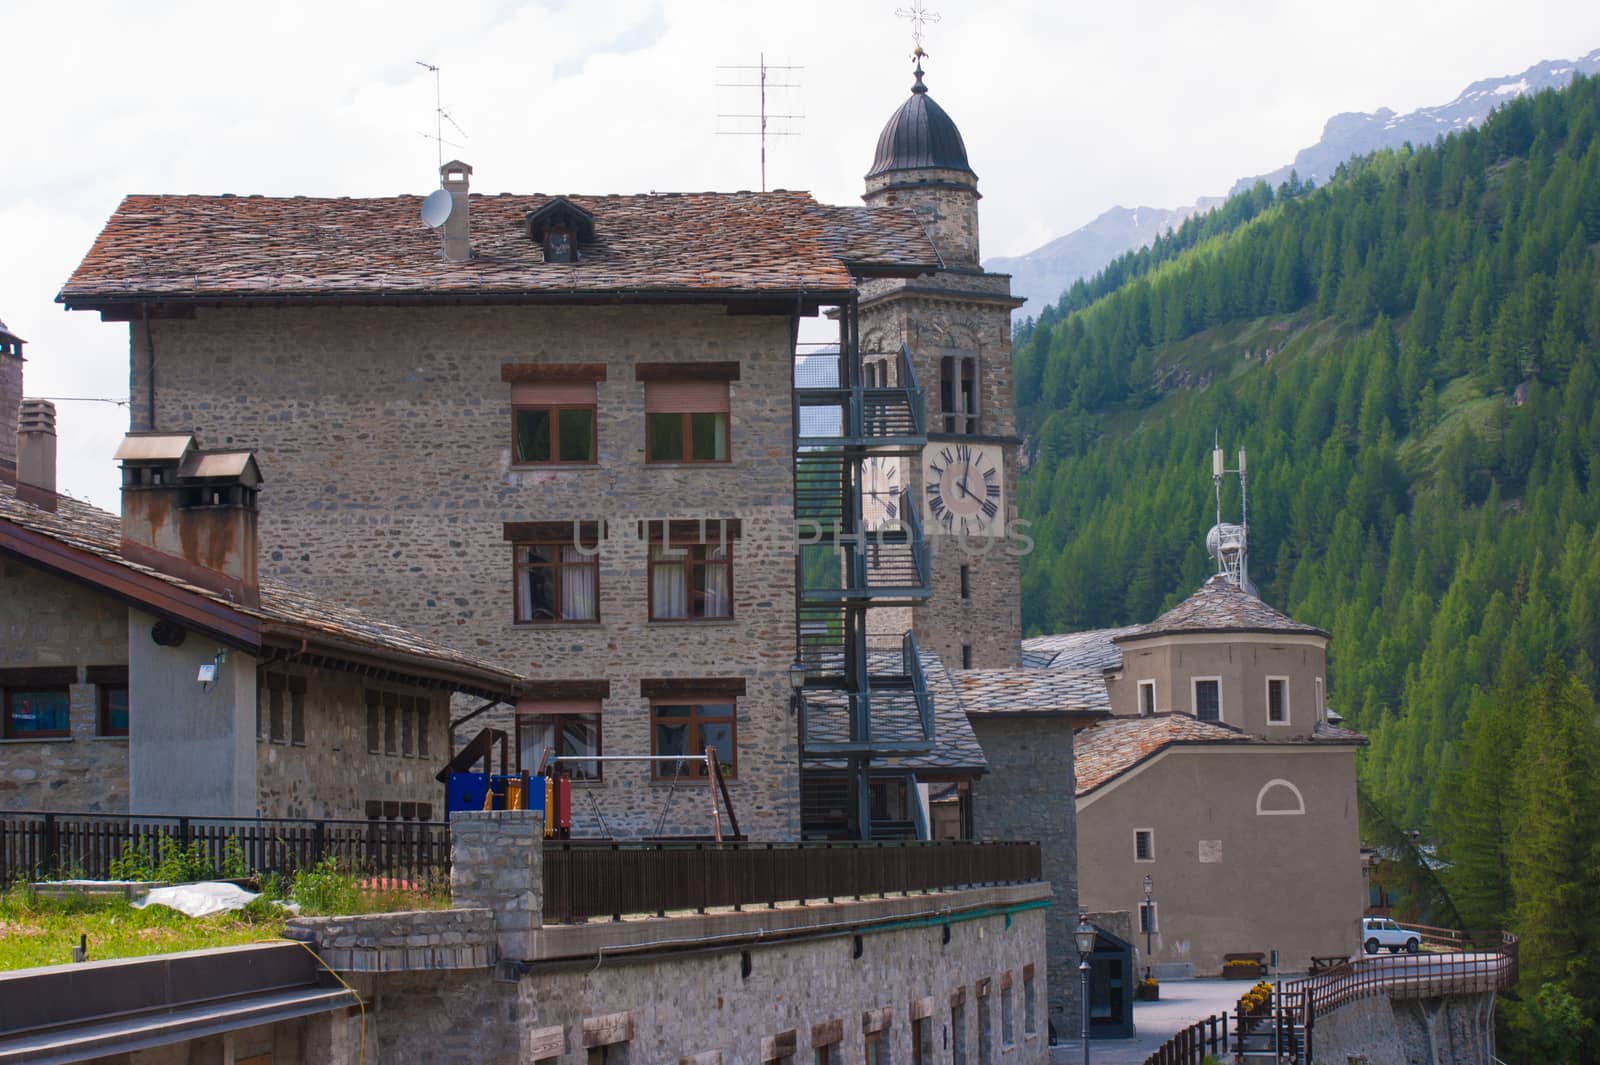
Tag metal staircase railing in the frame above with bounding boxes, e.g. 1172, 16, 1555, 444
792, 319, 933, 838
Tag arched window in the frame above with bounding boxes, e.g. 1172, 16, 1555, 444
1255, 778, 1306, 816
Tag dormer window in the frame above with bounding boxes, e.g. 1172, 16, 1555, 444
527, 197, 595, 265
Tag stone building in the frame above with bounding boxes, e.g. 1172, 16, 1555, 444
0, 319, 22, 483
1025, 575, 1369, 977
57, 155, 982, 840
1, 412, 521, 819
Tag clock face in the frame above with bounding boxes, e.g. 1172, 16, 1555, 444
924, 442, 1004, 536
862, 455, 902, 531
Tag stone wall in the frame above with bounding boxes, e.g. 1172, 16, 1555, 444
346, 900, 1048, 1065
1310, 990, 1498, 1065
254, 667, 448, 821
859, 269, 1024, 673
137, 304, 800, 840
864, 169, 982, 266
0, 559, 130, 812
0, 351, 19, 475
284, 908, 496, 972
449, 809, 541, 960
968, 716, 1079, 1040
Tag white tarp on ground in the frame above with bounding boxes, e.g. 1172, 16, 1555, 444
132, 881, 260, 918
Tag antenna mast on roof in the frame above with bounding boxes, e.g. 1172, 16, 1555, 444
416, 60, 469, 174
1209, 433, 1250, 591
716, 53, 804, 192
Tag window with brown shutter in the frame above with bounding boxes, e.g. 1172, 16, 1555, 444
511, 380, 597, 465
644, 380, 730, 463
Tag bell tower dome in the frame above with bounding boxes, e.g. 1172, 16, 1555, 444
862, 61, 981, 266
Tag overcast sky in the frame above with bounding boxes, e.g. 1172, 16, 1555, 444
4, 0, 1598, 509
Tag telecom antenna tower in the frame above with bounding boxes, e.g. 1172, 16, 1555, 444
416, 60, 469, 172
1209, 436, 1250, 591
716, 54, 803, 192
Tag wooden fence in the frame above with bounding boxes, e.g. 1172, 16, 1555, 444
541, 839, 1042, 923
0, 812, 449, 889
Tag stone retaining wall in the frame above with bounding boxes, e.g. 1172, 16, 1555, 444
284, 908, 495, 973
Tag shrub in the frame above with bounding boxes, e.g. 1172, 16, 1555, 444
288, 858, 363, 916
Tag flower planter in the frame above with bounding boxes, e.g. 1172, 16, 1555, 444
1137, 984, 1160, 1001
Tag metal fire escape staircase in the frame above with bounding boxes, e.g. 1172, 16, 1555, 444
793, 316, 935, 840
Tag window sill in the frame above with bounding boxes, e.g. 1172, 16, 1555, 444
508, 463, 599, 470
643, 461, 734, 468
90, 735, 128, 742
646, 618, 737, 626
649, 776, 737, 786
513, 621, 604, 628
1266, 720, 1293, 727
0, 736, 73, 744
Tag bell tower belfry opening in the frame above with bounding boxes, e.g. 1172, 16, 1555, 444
858, 49, 1026, 671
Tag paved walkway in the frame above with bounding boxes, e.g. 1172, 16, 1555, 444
1049, 979, 1246, 1065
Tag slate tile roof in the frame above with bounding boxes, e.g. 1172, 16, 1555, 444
0, 483, 522, 697
803, 649, 987, 775
1116, 574, 1327, 641
59, 192, 941, 307
1021, 625, 1140, 671
955, 668, 1110, 716
1073, 712, 1368, 797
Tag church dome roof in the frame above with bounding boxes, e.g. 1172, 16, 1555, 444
865, 67, 975, 181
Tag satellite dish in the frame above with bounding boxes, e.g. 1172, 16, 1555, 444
420, 187, 453, 228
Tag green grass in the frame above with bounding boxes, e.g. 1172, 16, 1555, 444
0, 889, 286, 971
0, 859, 452, 972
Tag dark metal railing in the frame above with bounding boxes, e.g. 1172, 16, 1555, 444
541, 839, 1041, 923
1142, 1012, 1230, 1065
0, 811, 449, 889
1141, 930, 1518, 1065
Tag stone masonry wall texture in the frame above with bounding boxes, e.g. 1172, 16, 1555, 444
350, 906, 1048, 1065
138, 304, 801, 840
968, 716, 1079, 1040
0, 560, 130, 812
254, 667, 447, 821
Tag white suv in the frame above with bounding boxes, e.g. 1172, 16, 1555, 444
1361, 917, 1420, 955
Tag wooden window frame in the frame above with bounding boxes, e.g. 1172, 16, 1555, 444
518, 709, 604, 781
940, 356, 979, 435
649, 697, 737, 779
3, 685, 71, 739
1193, 676, 1222, 723
644, 410, 730, 464
513, 541, 601, 625
1265, 676, 1290, 725
512, 403, 598, 466
89, 666, 131, 738
647, 541, 734, 622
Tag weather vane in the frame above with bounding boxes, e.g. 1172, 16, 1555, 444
895, 2, 941, 64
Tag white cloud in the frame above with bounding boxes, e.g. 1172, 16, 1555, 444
2, 0, 1597, 508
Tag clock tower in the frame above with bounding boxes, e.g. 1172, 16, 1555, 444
859, 58, 1025, 670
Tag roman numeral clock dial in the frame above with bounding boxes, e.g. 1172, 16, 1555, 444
923, 442, 1004, 536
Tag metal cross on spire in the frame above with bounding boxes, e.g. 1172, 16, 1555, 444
895, 1, 941, 65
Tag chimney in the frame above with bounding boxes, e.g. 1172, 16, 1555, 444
0, 319, 25, 483
15, 399, 57, 509
115, 432, 264, 606
440, 159, 473, 261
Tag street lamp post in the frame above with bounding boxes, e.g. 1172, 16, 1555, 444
1074, 914, 1096, 1065
1142, 874, 1154, 963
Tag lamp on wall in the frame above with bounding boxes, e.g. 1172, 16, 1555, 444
1074, 914, 1096, 1065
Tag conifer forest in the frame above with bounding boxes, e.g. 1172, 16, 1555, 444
1014, 74, 1600, 1055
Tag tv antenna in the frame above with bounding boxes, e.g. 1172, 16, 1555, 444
416, 61, 469, 173
716, 53, 804, 192
1208, 433, 1250, 592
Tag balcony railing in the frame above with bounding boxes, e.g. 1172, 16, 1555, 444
797, 632, 936, 758
794, 345, 925, 453
1, 811, 449, 889
541, 838, 1040, 923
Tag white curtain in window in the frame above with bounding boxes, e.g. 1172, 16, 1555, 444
560, 546, 595, 620
652, 546, 688, 618
703, 545, 730, 617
